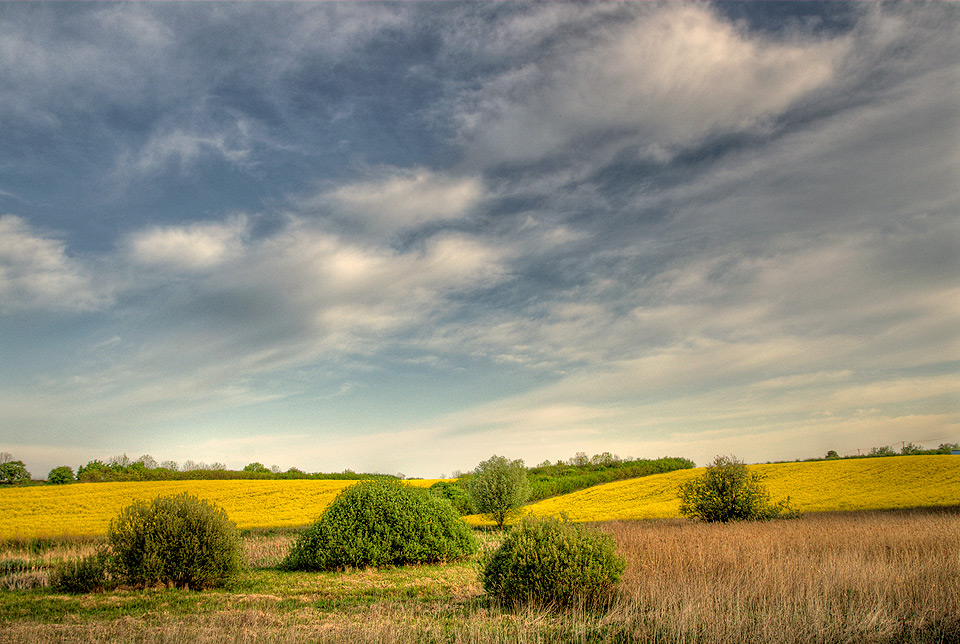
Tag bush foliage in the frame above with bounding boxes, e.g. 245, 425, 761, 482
468, 455, 531, 528
108, 492, 243, 589
678, 455, 794, 523
482, 514, 625, 609
429, 480, 471, 515
282, 479, 478, 571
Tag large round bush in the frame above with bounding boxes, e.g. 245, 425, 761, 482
108, 492, 243, 589
282, 479, 478, 571
482, 514, 625, 609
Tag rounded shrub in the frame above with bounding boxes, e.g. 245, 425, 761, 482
282, 478, 478, 571
678, 455, 795, 523
108, 492, 243, 589
482, 514, 625, 610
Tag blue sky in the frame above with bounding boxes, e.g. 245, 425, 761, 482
1, 2, 957, 478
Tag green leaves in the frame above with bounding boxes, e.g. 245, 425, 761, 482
678, 455, 795, 523
108, 492, 243, 589
482, 514, 625, 609
468, 455, 531, 528
282, 479, 478, 572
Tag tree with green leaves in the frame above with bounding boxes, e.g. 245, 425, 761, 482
47, 466, 75, 484
468, 455, 531, 529
678, 455, 794, 523
0, 452, 30, 485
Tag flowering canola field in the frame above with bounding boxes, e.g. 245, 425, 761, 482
1, 478, 443, 540
506, 455, 960, 524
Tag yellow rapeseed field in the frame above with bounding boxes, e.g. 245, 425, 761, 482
506, 455, 960, 524
1, 478, 445, 540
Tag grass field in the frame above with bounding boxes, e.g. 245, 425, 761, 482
0, 479, 444, 540
505, 455, 960, 524
1, 508, 957, 643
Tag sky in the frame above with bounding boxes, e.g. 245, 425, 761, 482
1, 2, 958, 479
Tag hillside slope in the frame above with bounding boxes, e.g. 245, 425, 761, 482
507, 455, 960, 523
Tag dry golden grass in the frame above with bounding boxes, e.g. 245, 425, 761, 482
2, 509, 958, 643
600, 508, 960, 643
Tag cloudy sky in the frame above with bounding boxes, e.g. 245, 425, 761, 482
1, 2, 958, 478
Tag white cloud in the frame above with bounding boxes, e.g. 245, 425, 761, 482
457, 4, 849, 163
327, 168, 484, 232
124, 123, 255, 177
0, 215, 105, 313
127, 216, 248, 271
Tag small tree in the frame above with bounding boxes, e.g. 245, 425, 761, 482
47, 466, 75, 485
0, 453, 30, 485
243, 462, 270, 474
678, 455, 793, 523
468, 455, 531, 528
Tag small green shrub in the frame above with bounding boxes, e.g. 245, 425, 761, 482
50, 552, 109, 593
282, 479, 478, 571
482, 514, 625, 610
678, 455, 795, 523
108, 492, 243, 589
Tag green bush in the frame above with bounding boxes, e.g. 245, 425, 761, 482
50, 552, 109, 593
282, 479, 478, 571
108, 492, 243, 589
47, 465, 75, 484
678, 455, 795, 523
429, 480, 471, 515
482, 514, 625, 610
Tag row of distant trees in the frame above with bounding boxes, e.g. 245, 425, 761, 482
12, 453, 397, 485
822, 442, 960, 460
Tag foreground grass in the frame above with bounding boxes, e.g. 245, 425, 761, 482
2, 508, 958, 643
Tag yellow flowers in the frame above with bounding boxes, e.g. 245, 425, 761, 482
477, 455, 960, 525
1, 478, 451, 540
1, 479, 356, 540
5, 456, 959, 538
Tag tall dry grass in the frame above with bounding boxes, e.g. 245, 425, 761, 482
2, 509, 958, 643
601, 507, 960, 643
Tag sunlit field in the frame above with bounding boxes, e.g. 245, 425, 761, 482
498, 455, 960, 524
1, 508, 957, 643
0, 479, 444, 540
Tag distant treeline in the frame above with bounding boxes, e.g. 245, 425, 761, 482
50, 455, 398, 484
810, 443, 960, 462
525, 453, 697, 502
427, 453, 699, 515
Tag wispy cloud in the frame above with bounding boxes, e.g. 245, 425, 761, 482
327, 168, 483, 233
0, 215, 107, 313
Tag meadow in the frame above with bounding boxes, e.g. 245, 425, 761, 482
2, 455, 959, 642
0, 508, 957, 643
